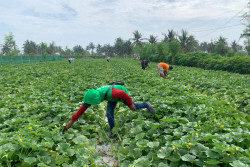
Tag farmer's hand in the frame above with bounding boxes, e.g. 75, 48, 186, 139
129, 104, 136, 111
62, 120, 74, 133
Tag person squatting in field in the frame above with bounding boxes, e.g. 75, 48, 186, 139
63, 83, 154, 138
107, 57, 111, 62
157, 62, 173, 78
141, 60, 150, 70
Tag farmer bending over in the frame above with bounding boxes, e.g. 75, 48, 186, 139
141, 60, 150, 70
63, 83, 154, 138
157, 62, 173, 78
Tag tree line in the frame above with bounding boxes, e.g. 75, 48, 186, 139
0, 7, 249, 58
0, 29, 249, 58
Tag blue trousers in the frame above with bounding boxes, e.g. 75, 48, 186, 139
106, 101, 148, 131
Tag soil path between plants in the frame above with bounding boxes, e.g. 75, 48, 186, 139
96, 144, 119, 167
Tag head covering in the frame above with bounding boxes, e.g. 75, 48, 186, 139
83, 89, 101, 104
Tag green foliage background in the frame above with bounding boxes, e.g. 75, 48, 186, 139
138, 42, 250, 74
0, 59, 249, 166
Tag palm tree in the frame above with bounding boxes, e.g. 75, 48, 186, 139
207, 41, 215, 53
86, 42, 95, 53
96, 44, 102, 54
217, 36, 228, 46
214, 37, 229, 56
102, 44, 114, 57
123, 40, 132, 56
23, 40, 37, 55
131, 30, 144, 46
178, 29, 189, 53
186, 35, 199, 52
162, 29, 176, 43
199, 42, 208, 52
231, 40, 240, 52
47, 42, 56, 55
148, 35, 157, 45
114, 37, 125, 57
241, 28, 250, 55
39, 42, 47, 56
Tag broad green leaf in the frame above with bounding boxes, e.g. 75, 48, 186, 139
128, 148, 142, 158
24, 157, 36, 164
157, 147, 172, 159
230, 160, 248, 167
132, 157, 151, 167
72, 135, 89, 144
56, 143, 74, 156
120, 160, 131, 167
206, 150, 220, 158
181, 154, 196, 162
131, 125, 143, 134
147, 141, 159, 148
205, 159, 221, 165
136, 139, 149, 148
167, 154, 180, 162
55, 156, 69, 165
158, 162, 170, 167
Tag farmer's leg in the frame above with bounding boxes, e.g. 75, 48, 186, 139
124, 101, 154, 114
157, 65, 165, 78
133, 102, 148, 110
107, 101, 117, 131
124, 101, 147, 110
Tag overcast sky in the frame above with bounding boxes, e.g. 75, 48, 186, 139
0, 0, 249, 50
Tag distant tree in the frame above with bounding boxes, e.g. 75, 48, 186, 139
241, 4, 250, 55
131, 30, 144, 46
64, 46, 72, 57
2, 33, 19, 56
114, 37, 125, 57
73, 45, 84, 55
38, 42, 47, 56
231, 40, 242, 52
123, 40, 133, 56
169, 39, 181, 64
86, 42, 95, 53
96, 44, 102, 54
148, 35, 157, 45
207, 41, 215, 53
217, 36, 228, 46
102, 44, 114, 57
56, 46, 63, 55
47, 41, 56, 55
178, 29, 189, 53
199, 42, 208, 52
23, 40, 37, 55
186, 35, 199, 52
214, 42, 228, 56
178, 30, 198, 53
162, 29, 176, 43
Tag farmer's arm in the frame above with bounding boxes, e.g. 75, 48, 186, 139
164, 70, 168, 76
112, 89, 136, 110
63, 103, 91, 132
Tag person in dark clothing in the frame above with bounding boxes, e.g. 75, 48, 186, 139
141, 60, 150, 70
63, 84, 154, 138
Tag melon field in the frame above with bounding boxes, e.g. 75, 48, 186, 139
0, 59, 249, 167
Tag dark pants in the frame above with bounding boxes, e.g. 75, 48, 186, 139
106, 101, 148, 131
141, 62, 148, 70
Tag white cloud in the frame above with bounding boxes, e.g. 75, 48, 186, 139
0, 0, 248, 49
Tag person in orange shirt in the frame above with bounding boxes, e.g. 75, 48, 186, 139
157, 62, 173, 78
